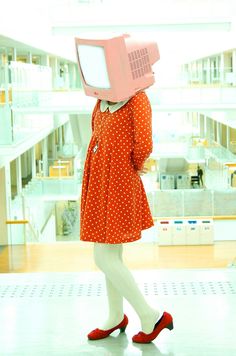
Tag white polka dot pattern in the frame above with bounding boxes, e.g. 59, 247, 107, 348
80, 91, 154, 244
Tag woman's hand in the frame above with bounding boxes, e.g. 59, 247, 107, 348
137, 165, 149, 176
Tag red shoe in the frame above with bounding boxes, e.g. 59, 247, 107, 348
88, 315, 128, 340
132, 311, 173, 344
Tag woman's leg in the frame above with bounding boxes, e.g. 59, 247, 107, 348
94, 243, 160, 333
100, 246, 124, 329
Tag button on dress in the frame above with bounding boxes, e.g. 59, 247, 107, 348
80, 91, 154, 244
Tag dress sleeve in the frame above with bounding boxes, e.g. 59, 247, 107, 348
91, 100, 100, 132
130, 91, 153, 171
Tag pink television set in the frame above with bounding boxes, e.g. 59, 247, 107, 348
75, 34, 160, 102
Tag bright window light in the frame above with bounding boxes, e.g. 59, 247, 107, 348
77, 44, 111, 88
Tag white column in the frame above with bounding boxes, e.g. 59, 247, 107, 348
189, 63, 193, 84
27, 51, 32, 64
12, 47, 17, 61
210, 58, 214, 84
216, 55, 220, 83
0, 106, 12, 144
199, 114, 205, 137
21, 152, 28, 180
206, 58, 211, 84
64, 121, 72, 143
50, 131, 57, 159
226, 126, 230, 149
68, 63, 79, 89
0, 164, 12, 245
58, 126, 63, 151
16, 157, 22, 195
41, 55, 50, 67
232, 50, 236, 86
206, 117, 214, 143
196, 112, 200, 135
50, 57, 60, 89
199, 60, 203, 83
31, 146, 36, 178
220, 53, 225, 84
42, 138, 48, 176
217, 122, 221, 145
26, 150, 31, 176
204, 115, 207, 137
3, 51, 10, 106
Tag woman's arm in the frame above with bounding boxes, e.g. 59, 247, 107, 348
130, 92, 153, 172
91, 100, 100, 132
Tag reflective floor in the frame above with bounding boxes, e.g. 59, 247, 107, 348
0, 269, 236, 355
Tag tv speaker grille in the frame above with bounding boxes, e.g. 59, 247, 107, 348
128, 48, 151, 80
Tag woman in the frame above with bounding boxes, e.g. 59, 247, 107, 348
80, 90, 173, 343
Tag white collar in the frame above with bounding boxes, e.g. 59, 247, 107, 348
100, 98, 130, 113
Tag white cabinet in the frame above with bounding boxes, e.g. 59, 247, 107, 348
160, 174, 175, 189
158, 220, 172, 245
157, 218, 214, 245
176, 174, 191, 189
199, 219, 214, 245
186, 220, 200, 245
172, 220, 187, 245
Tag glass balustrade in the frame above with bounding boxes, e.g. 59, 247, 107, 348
181, 66, 236, 87
146, 188, 236, 218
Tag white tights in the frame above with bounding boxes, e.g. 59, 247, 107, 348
94, 243, 160, 333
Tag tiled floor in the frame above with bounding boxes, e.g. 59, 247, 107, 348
0, 269, 236, 356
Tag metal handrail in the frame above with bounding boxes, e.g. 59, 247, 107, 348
154, 216, 236, 221
6, 220, 29, 224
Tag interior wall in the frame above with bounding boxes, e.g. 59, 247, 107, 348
221, 123, 227, 147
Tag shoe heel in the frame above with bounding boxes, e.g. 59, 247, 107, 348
166, 321, 174, 330
120, 325, 127, 333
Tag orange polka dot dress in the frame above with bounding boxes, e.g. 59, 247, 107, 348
80, 91, 154, 244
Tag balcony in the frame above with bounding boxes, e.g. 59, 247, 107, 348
10, 86, 236, 115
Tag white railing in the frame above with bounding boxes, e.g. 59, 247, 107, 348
147, 86, 236, 107
9, 177, 81, 243
22, 177, 81, 197
147, 189, 236, 218
9, 195, 41, 243
11, 86, 236, 114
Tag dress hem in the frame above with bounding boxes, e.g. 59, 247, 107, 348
80, 223, 154, 244
80, 236, 141, 244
